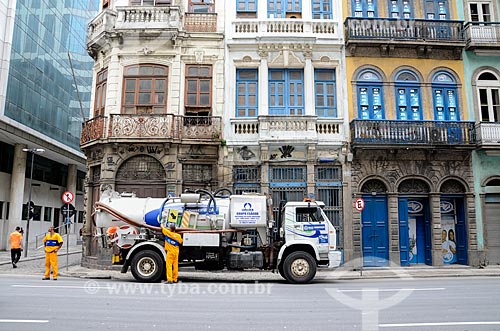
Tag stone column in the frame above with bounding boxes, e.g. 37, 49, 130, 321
301, 0, 312, 20
304, 57, 315, 116
342, 160, 354, 263
2, 144, 27, 250
387, 192, 400, 265
430, 193, 443, 266
258, 53, 269, 116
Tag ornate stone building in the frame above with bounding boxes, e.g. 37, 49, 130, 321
224, 0, 349, 253
81, 0, 225, 265
344, 0, 479, 267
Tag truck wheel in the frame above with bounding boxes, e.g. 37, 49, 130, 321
283, 251, 316, 284
278, 263, 286, 280
130, 250, 165, 283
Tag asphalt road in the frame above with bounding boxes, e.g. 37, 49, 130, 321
0, 275, 499, 331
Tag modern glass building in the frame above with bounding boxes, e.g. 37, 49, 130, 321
5, 0, 97, 149
0, 0, 98, 250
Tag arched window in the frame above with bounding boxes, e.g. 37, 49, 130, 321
122, 64, 168, 115
432, 71, 459, 121
357, 70, 384, 120
477, 71, 500, 122
395, 70, 421, 120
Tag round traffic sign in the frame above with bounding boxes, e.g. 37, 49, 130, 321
354, 198, 365, 211
62, 191, 74, 204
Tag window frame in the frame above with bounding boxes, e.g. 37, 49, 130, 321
185, 64, 213, 114
236, 69, 258, 117
188, 0, 215, 13
122, 64, 168, 115
268, 0, 302, 18
425, 0, 449, 20
352, 0, 377, 18
315, 69, 337, 117
237, 0, 257, 13
388, 0, 413, 18
432, 72, 459, 121
268, 69, 304, 116
312, 0, 333, 19
130, 0, 172, 6
356, 70, 385, 120
94, 68, 107, 117
395, 71, 422, 121
469, 1, 493, 22
477, 71, 500, 123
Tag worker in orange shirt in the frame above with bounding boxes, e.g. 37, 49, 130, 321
42, 226, 63, 280
9, 226, 23, 268
161, 222, 183, 284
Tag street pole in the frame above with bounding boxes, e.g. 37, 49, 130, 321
24, 151, 34, 258
22, 148, 44, 258
67, 204, 70, 271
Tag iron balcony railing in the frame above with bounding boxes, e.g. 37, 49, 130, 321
350, 119, 476, 146
464, 22, 500, 48
80, 114, 222, 145
345, 17, 465, 43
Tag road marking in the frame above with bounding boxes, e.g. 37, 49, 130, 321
337, 287, 445, 293
0, 319, 49, 323
12, 284, 110, 290
380, 321, 500, 328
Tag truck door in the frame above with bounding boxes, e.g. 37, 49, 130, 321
287, 206, 329, 253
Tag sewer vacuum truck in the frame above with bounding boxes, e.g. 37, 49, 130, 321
94, 188, 342, 284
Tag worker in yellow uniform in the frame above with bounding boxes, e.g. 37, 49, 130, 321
9, 226, 23, 268
42, 226, 63, 280
161, 222, 183, 284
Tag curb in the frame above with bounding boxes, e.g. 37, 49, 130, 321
0, 250, 82, 266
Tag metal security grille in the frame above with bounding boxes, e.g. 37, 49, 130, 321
270, 166, 306, 182
233, 166, 261, 194
270, 166, 307, 220
116, 155, 166, 181
315, 166, 343, 249
182, 164, 215, 191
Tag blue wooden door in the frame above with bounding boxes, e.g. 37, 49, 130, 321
455, 198, 468, 265
362, 195, 389, 267
398, 198, 410, 266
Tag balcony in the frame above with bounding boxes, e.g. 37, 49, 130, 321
229, 116, 344, 145
87, 6, 181, 57
87, 9, 117, 54
80, 116, 106, 145
115, 6, 181, 31
465, 22, 500, 54
344, 18, 465, 57
350, 120, 476, 148
80, 114, 221, 147
476, 122, 500, 147
184, 13, 217, 32
231, 19, 339, 40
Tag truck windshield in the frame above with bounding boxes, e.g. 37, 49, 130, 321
296, 207, 324, 223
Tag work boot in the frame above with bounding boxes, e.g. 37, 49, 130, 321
12, 263, 17, 268
42, 277, 50, 280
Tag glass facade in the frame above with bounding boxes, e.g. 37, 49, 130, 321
4, 0, 98, 150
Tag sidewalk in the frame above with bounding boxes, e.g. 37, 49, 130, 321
2, 241, 500, 281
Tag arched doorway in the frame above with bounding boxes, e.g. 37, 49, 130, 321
440, 179, 467, 265
398, 179, 431, 266
361, 179, 389, 267
115, 155, 167, 198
